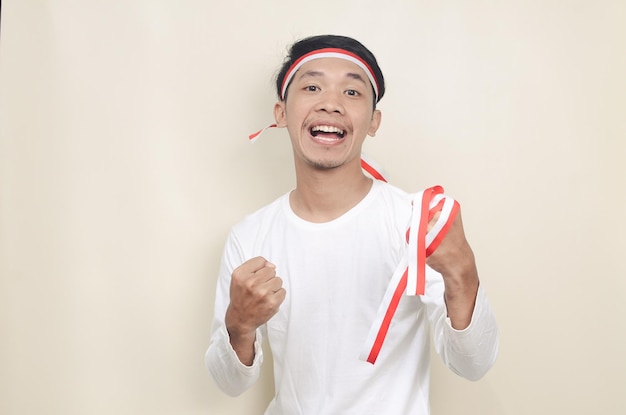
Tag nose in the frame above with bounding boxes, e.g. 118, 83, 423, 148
316, 90, 344, 114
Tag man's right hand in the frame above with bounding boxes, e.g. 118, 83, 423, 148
225, 256, 286, 365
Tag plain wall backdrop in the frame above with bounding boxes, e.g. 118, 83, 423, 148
1, 1, 625, 414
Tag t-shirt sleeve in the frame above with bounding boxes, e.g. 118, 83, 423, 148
424, 271, 499, 381
204, 230, 264, 396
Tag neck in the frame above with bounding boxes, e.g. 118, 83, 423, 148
290, 161, 373, 223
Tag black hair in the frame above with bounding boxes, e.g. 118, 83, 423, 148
275, 35, 386, 108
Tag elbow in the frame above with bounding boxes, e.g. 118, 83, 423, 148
453, 337, 499, 382
206, 358, 247, 397
451, 354, 498, 382
205, 345, 258, 397
214, 379, 248, 397
462, 360, 495, 382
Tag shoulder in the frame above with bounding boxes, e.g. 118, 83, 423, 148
230, 192, 290, 239
363, 180, 415, 230
376, 180, 410, 199
218, 194, 290, 272
372, 180, 413, 210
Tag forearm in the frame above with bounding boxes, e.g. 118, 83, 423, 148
426, 210, 498, 379
442, 255, 480, 329
207, 236, 264, 395
225, 306, 258, 366
439, 284, 499, 381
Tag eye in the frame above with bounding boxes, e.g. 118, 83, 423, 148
305, 85, 319, 92
346, 89, 360, 97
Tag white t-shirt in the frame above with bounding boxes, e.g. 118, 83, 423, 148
206, 179, 498, 414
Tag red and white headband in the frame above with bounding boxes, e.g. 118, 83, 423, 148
280, 48, 380, 102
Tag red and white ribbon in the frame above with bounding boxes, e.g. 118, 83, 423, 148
360, 153, 389, 182
359, 186, 460, 364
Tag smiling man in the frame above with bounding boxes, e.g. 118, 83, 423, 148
205, 35, 499, 414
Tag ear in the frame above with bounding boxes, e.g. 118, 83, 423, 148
367, 109, 382, 137
274, 101, 287, 127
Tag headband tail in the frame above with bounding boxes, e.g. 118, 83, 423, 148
249, 123, 278, 143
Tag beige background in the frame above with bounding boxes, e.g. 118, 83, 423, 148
1, 1, 625, 414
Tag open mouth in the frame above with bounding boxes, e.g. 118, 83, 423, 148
310, 125, 345, 140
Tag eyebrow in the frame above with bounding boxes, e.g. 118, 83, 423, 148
345, 72, 367, 84
297, 70, 368, 85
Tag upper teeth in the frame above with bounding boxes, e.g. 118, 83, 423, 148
312, 125, 344, 134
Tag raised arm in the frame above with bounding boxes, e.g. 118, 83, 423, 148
205, 234, 285, 396
426, 209, 499, 380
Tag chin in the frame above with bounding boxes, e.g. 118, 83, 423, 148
305, 157, 343, 170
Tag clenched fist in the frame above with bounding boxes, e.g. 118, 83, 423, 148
426, 209, 476, 278
225, 256, 286, 365
426, 209, 479, 330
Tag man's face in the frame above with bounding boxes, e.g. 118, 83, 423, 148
274, 57, 382, 173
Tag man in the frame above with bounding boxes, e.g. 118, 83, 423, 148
206, 34, 498, 414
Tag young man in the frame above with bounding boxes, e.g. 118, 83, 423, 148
206, 35, 498, 414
